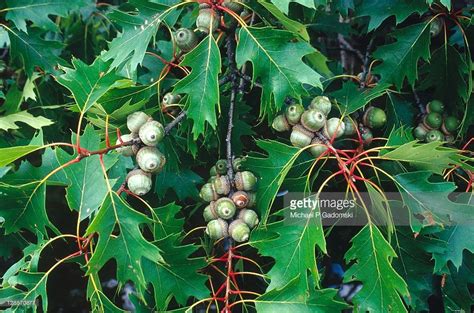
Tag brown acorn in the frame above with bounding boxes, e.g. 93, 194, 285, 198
234, 171, 257, 191
231, 191, 250, 209
213, 175, 231, 195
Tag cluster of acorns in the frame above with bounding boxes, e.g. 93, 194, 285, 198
116, 112, 166, 196
272, 96, 387, 156
413, 100, 459, 143
200, 159, 259, 243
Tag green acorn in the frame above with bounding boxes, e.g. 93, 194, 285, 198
127, 111, 149, 133
423, 112, 443, 130
343, 117, 357, 136
441, 116, 460, 135
413, 123, 429, 141
215, 197, 236, 219
231, 191, 250, 209
309, 137, 328, 158
162, 92, 181, 106
238, 209, 259, 229
229, 219, 251, 242
363, 107, 387, 129
126, 169, 152, 196
444, 135, 455, 143
203, 202, 218, 222
301, 109, 326, 132
196, 8, 219, 33
285, 103, 305, 125
309, 96, 332, 116
139, 120, 165, 146
290, 124, 314, 148
116, 133, 137, 156
247, 192, 256, 208
200, 183, 219, 202
213, 175, 231, 195
360, 126, 373, 144
209, 165, 217, 176
430, 17, 443, 37
233, 157, 243, 172
206, 218, 228, 240
425, 129, 444, 142
208, 176, 217, 184
323, 118, 345, 139
222, 0, 244, 13
272, 114, 291, 132
215, 159, 228, 175
234, 171, 257, 191
175, 28, 198, 52
426, 100, 444, 114
136, 147, 166, 173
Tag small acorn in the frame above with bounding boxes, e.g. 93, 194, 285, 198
229, 219, 251, 242
162, 92, 181, 106
426, 100, 444, 114
127, 111, 149, 133
213, 175, 231, 195
309, 96, 332, 116
126, 169, 152, 196
301, 109, 326, 132
414, 123, 429, 141
196, 8, 219, 33
363, 107, 387, 129
208, 176, 217, 184
290, 124, 314, 148
234, 171, 257, 191
215, 159, 228, 175
426, 130, 444, 142
209, 165, 217, 176
136, 146, 166, 173
272, 114, 291, 132
200, 183, 219, 202
233, 158, 243, 172
175, 28, 198, 52
285, 103, 305, 125
231, 191, 250, 209
309, 137, 327, 158
203, 202, 218, 222
247, 192, 256, 208
215, 197, 236, 219
423, 112, 443, 130
445, 135, 455, 143
222, 0, 244, 13
116, 133, 137, 156
238, 209, 259, 229
441, 116, 460, 135
206, 218, 228, 240
360, 126, 373, 144
139, 120, 165, 146
430, 17, 443, 37
323, 118, 345, 139
343, 117, 357, 136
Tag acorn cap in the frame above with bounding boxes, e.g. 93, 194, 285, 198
196, 8, 219, 33
203, 202, 218, 222
139, 120, 165, 146
200, 183, 219, 202
238, 209, 259, 229
441, 116, 460, 134
229, 219, 251, 242
425, 129, 444, 142
272, 114, 290, 132
233, 157, 243, 172
363, 107, 387, 129
309, 96, 332, 116
231, 191, 250, 209
215, 197, 236, 219
126, 169, 152, 196
246, 192, 257, 208
301, 109, 326, 132
285, 103, 305, 125
136, 146, 166, 173
234, 171, 257, 191
213, 175, 231, 195
423, 112, 443, 130
290, 124, 314, 148
206, 218, 228, 240
413, 123, 429, 141
222, 0, 244, 12
323, 118, 345, 139
127, 111, 149, 133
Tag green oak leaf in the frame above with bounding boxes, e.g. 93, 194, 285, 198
442, 255, 474, 312
0, 111, 53, 131
356, 0, 428, 31
0, 271, 48, 311
330, 81, 390, 114
426, 0, 451, 10
85, 192, 164, 296
344, 224, 409, 313
385, 93, 416, 129
173, 35, 221, 139
432, 226, 474, 271
373, 22, 431, 89
155, 169, 203, 201
236, 27, 322, 118
152, 202, 184, 239
0, 145, 44, 167
56, 57, 123, 113
268, 0, 316, 15
5, 0, 92, 33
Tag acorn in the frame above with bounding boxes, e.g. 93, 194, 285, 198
423, 112, 443, 130
231, 191, 250, 209
215, 159, 228, 175
343, 117, 357, 136
162, 92, 181, 106
360, 126, 373, 144
209, 165, 218, 176
200, 183, 219, 202
426, 100, 444, 114
290, 124, 314, 148
285, 103, 305, 125
444, 135, 455, 143
213, 175, 231, 195
222, 0, 244, 13
301, 109, 326, 132
413, 123, 429, 141
206, 218, 228, 240
309, 137, 327, 158
272, 114, 291, 132
233, 158, 243, 172
136, 146, 166, 173
430, 17, 443, 37
309, 96, 332, 116
215, 197, 236, 219
196, 8, 219, 33
203, 202, 218, 222
441, 116, 460, 135
139, 120, 165, 146
126, 169, 152, 196
229, 220, 251, 242
238, 209, 259, 229
426, 130, 444, 142
116, 133, 137, 156
323, 118, 345, 139
363, 107, 387, 129
247, 192, 256, 208
208, 176, 217, 184
234, 171, 257, 191
127, 111, 149, 133
175, 28, 198, 52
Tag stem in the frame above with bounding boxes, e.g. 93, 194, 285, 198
164, 110, 187, 134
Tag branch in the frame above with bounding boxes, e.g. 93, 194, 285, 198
164, 110, 187, 134
225, 32, 238, 182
